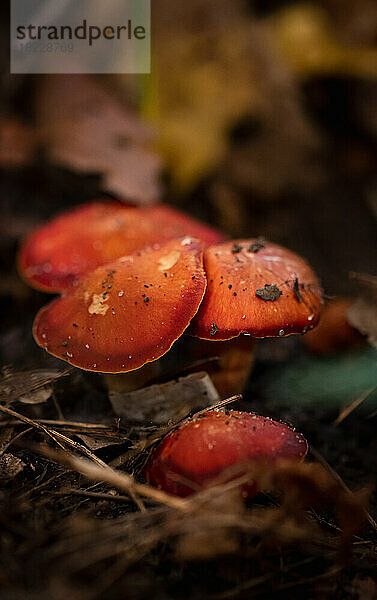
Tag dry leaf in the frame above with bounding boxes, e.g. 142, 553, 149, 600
102, 148, 161, 201
75, 432, 127, 451
34, 75, 162, 204
35, 75, 150, 143
0, 453, 25, 480
0, 427, 14, 452
0, 366, 71, 405
109, 371, 220, 424
50, 142, 161, 203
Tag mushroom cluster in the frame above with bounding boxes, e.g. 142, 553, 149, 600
20, 200, 320, 498
20, 201, 322, 390
191, 239, 322, 340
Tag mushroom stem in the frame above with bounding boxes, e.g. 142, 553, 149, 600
103, 336, 191, 395
105, 335, 255, 399
104, 361, 161, 394
105, 336, 255, 399
190, 337, 255, 399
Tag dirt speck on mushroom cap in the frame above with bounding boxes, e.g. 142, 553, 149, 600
145, 409, 308, 497
33, 237, 207, 373
190, 239, 322, 340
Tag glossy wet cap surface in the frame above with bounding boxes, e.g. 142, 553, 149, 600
33, 237, 206, 372
190, 239, 322, 340
145, 409, 308, 497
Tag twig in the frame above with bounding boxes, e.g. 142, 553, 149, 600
273, 566, 342, 592
0, 426, 33, 457
32, 443, 188, 511
366, 409, 377, 419
333, 387, 376, 426
0, 418, 113, 430
0, 404, 108, 468
51, 391, 64, 420
110, 394, 242, 469
194, 394, 242, 417
19, 471, 67, 500
51, 488, 140, 504
0, 404, 66, 450
213, 572, 275, 599
214, 559, 341, 599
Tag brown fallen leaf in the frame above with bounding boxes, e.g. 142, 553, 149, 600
35, 75, 150, 144
0, 366, 71, 405
34, 75, 162, 204
0, 427, 14, 452
50, 141, 162, 204
109, 371, 220, 425
102, 147, 162, 202
75, 432, 128, 451
0, 453, 25, 480
324, 0, 377, 45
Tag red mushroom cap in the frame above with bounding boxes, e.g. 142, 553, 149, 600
190, 239, 322, 340
33, 237, 206, 373
19, 201, 224, 293
145, 409, 308, 497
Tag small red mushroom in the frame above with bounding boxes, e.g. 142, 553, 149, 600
33, 237, 206, 373
145, 409, 308, 497
188, 239, 322, 397
191, 239, 322, 340
19, 201, 225, 293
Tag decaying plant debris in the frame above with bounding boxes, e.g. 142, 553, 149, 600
109, 371, 220, 424
0, 369, 376, 600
